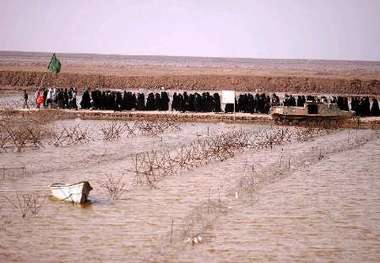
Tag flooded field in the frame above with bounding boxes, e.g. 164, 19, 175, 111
0, 116, 379, 262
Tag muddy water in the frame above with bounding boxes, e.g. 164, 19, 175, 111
172, 130, 380, 262
0, 121, 379, 262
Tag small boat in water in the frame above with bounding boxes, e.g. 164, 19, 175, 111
49, 181, 93, 204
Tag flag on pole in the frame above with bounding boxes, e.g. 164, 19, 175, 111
47, 53, 61, 74
221, 90, 235, 104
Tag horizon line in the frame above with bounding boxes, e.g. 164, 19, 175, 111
0, 49, 379, 64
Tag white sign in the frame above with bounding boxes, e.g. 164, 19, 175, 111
221, 90, 235, 104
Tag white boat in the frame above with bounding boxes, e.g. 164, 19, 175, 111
49, 181, 93, 204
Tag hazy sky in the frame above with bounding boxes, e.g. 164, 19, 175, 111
1, 0, 379, 61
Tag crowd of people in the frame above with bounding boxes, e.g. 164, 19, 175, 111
32, 87, 78, 109
80, 90, 170, 111
234, 93, 273, 114
172, 92, 222, 112
25, 87, 380, 117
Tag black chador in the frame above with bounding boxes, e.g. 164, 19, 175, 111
80, 89, 91, 109
146, 93, 155, 111
136, 93, 145, 110
115, 92, 123, 111
213, 93, 221, 112
159, 92, 170, 111
370, 98, 380, 116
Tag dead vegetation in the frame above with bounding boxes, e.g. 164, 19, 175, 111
133, 149, 176, 188
100, 122, 126, 141
99, 174, 129, 200
0, 110, 72, 152
0, 117, 50, 152
237, 162, 256, 198
2, 192, 45, 218
122, 117, 182, 138
133, 127, 325, 188
134, 119, 181, 137
49, 124, 92, 146
152, 188, 227, 262
180, 198, 226, 246
0, 112, 183, 152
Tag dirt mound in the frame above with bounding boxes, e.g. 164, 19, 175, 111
1, 70, 380, 95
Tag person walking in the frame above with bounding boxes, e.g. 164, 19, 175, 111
46, 87, 53, 108
23, 90, 29, 109
35, 89, 44, 109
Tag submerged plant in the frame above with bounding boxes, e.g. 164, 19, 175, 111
99, 174, 129, 200
2, 192, 45, 218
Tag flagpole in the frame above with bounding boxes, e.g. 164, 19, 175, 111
39, 72, 47, 89
233, 88, 236, 123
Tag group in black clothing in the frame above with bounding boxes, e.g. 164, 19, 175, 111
77, 89, 380, 117
80, 90, 170, 111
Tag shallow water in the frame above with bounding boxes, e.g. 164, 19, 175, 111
0, 121, 379, 262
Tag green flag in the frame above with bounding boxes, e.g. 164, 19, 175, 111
47, 53, 61, 74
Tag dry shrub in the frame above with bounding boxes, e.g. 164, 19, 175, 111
2, 192, 45, 218
293, 127, 325, 142
159, 190, 227, 251
134, 150, 172, 188
0, 118, 49, 152
237, 163, 256, 198
180, 200, 226, 245
100, 119, 181, 139
123, 122, 138, 137
50, 124, 92, 146
0, 110, 66, 152
134, 119, 181, 137
99, 174, 129, 200
0, 128, 10, 151
100, 121, 126, 141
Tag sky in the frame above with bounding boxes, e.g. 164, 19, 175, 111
1, 0, 380, 61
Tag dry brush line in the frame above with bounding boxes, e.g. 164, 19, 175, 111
133, 118, 181, 137
150, 128, 349, 261
99, 118, 182, 141
234, 129, 373, 203
49, 124, 92, 146
134, 127, 325, 188
0, 118, 51, 152
0, 110, 70, 152
133, 129, 254, 188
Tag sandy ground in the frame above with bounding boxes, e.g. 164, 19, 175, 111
0, 119, 379, 262
1, 51, 380, 94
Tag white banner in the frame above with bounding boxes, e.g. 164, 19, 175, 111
221, 90, 235, 104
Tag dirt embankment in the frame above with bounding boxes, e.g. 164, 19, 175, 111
1, 70, 380, 95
